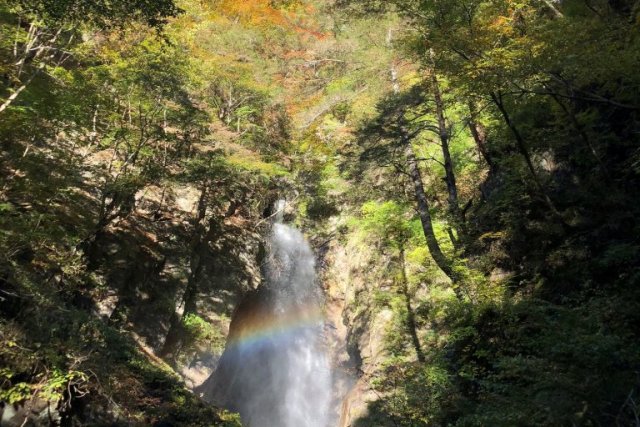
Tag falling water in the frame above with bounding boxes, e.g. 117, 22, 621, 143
264, 222, 332, 427
202, 203, 332, 427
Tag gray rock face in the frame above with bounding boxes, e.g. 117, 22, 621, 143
320, 230, 398, 427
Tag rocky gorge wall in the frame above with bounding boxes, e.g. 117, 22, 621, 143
0, 135, 394, 427
312, 217, 400, 427
0, 134, 277, 425
87, 182, 267, 390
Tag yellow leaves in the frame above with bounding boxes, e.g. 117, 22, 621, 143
226, 152, 289, 176
215, 0, 327, 39
489, 15, 511, 32
479, 231, 506, 241
218, 0, 289, 27
281, 49, 308, 61
288, 89, 322, 114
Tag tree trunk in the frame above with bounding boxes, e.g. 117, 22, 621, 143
542, 0, 564, 17
1, 26, 65, 115
399, 246, 425, 362
0, 67, 41, 114
467, 101, 495, 171
490, 92, 566, 224
159, 189, 234, 361
159, 186, 209, 360
429, 69, 465, 239
547, 92, 611, 181
404, 135, 456, 284
387, 26, 401, 96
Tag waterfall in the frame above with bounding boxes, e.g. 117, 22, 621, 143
264, 223, 332, 427
202, 205, 332, 427
273, 199, 287, 224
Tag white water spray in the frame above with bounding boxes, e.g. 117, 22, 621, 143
203, 202, 332, 427
265, 222, 332, 427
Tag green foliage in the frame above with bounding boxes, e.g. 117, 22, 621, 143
0, 381, 32, 404
360, 359, 454, 427
41, 369, 88, 402
333, 0, 640, 424
0, 0, 289, 423
226, 153, 290, 177
182, 313, 226, 353
15, 0, 182, 28
359, 201, 411, 246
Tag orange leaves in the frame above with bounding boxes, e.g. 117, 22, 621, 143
281, 49, 308, 60
216, 0, 327, 39
219, 0, 288, 27
487, 14, 517, 38
489, 15, 509, 30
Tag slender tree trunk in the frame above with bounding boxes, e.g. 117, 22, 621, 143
447, 227, 459, 248
0, 67, 41, 114
159, 189, 235, 361
490, 92, 566, 224
429, 68, 465, 239
542, 0, 564, 17
467, 101, 495, 171
399, 246, 424, 362
388, 28, 400, 96
163, 108, 167, 134
13, 17, 21, 58
0, 83, 29, 114
404, 134, 457, 285
547, 92, 611, 181
90, 104, 99, 145
1, 27, 65, 115
160, 186, 209, 359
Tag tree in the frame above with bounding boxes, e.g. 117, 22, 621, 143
0, 0, 181, 114
426, 64, 465, 243
359, 201, 424, 362
14, 0, 181, 28
359, 87, 458, 287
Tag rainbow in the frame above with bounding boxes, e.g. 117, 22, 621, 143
228, 304, 326, 352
